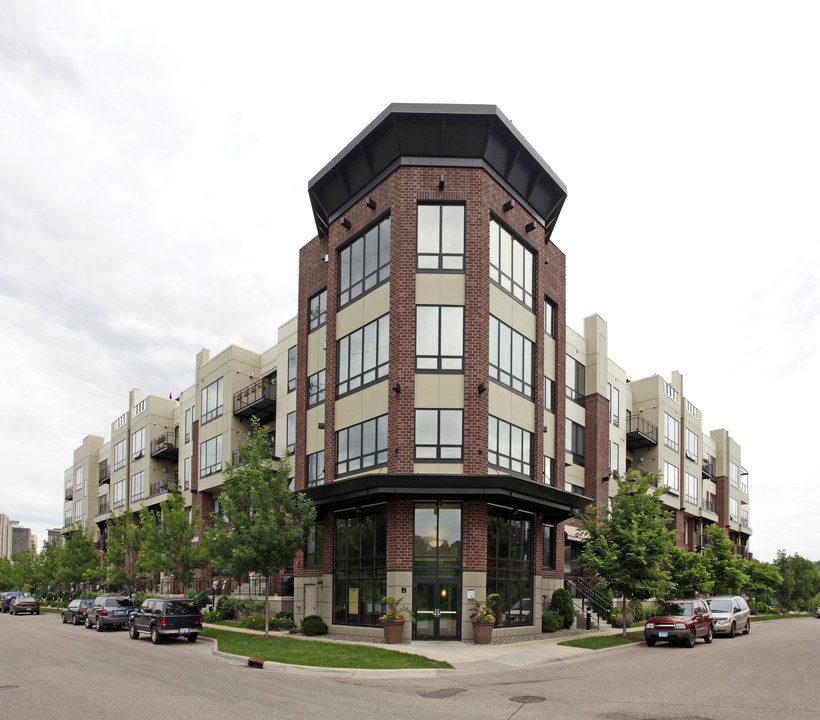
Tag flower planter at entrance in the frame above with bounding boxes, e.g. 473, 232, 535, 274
471, 620, 494, 644
381, 620, 405, 644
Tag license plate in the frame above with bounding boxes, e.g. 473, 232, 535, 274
115, 610, 125, 615
179, 628, 189, 634
659, 631, 668, 638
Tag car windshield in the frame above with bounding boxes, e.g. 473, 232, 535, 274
105, 597, 134, 607
708, 598, 732, 613
165, 600, 199, 616
656, 602, 692, 616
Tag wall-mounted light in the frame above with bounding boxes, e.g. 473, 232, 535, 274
477, 382, 488, 394
365, 197, 377, 210
317, 578, 323, 586
340, 217, 352, 230
391, 381, 401, 393
318, 422, 325, 430
525, 221, 537, 233
439, 174, 445, 191
503, 200, 515, 212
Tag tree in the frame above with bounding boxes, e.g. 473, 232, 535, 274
57, 525, 102, 589
576, 469, 676, 636
39, 538, 66, 594
206, 416, 316, 636
703, 525, 748, 595
662, 545, 713, 599
742, 560, 782, 610
0, 556, 14, 591
10, 546, 43, 594
774, 551, 820, 612
105, 509, 144, 595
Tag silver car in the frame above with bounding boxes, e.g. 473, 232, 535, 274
707, 595, 750, 637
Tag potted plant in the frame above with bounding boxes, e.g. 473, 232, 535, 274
469, 593, 499, 644
379, 596, 414, 644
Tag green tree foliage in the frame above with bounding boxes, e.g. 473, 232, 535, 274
104, 509, 144, 593
10, 546, 43, 593
547, 588, 575, 629
703, 524, 749, 595
663, 545, 714, 599
774, 551, 820, 612
206, 417, 316, 635
742, 560, 782, 607
0, 556, 14, 591
577, 469, 676, 636
58, 525, 102, 587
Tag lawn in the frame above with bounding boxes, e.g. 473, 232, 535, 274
557, 633, 644, 650
201, 627, 453, 670
751, 612, 813, 622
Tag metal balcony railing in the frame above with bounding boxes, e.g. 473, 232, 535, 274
148, 478, 178, 498
98, 497, 110, 515
702, 498, 717, 514
626, 413, 658, 450
99, 461, 110, 484
65, 487, 73, 501
234, 377, 277, 420
151, 431, 179, 459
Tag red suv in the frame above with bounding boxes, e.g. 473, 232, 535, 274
644, 599, 714, 647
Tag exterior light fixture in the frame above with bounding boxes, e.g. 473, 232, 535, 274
365, 197, 377, 210
439, 174, 445, 191
391, 381, 401, 393
525, 221, 536, 232
340, 217, 352, 230
477, 382, 488, 394
503, 200, 515, 212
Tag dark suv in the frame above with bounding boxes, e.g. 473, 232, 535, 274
128, 598, 202, 644
85, 595, 134, 631
644, 599, 714, 647
1, 592, 26, 613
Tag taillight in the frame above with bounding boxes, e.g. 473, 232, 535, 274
100, 608, 108, 616
161, 616, 166, 627
199, 615, 203, 624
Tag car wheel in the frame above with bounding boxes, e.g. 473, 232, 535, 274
73, 614, 80, 625
35, 610, 39, 615
129, 623, 139, 640
704, 625, 713, 644
187, 633, 198, 643
62, 613, 68, 624
96, 618, 104, 632
728, 622, 736, 638
685, 628, 696, 648
743, 619, 750, 635
151, 626, 162, 645
645, 639, 656, 647
85, 617, 92, 629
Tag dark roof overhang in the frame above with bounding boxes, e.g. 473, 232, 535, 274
303, 473, 589, 525
308, 104, 567, 242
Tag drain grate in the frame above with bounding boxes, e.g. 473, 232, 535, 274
510, 696, 545, 704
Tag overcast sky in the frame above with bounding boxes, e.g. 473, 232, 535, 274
1, 2, 818, 564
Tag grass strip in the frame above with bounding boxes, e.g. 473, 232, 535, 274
201, 627, 452, 670
557, 633, 644, 650
750, 612, 813, 623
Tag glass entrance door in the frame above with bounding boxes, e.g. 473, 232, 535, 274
413, 579, 460, 640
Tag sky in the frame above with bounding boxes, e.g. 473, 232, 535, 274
1, 1, 818, 564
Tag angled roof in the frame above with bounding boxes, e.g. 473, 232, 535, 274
308, 104, 567, 240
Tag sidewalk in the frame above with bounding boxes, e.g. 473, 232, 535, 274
202, 624, 640, 678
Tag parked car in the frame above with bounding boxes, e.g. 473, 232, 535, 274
128, 597, 202, 644
644, 599, 713, 647
503, 598, 532, 626
707, 595, 751, 637
1, 591, 26, 613
9, 595, 40, 615
85, 595, 134, 631
62, 598, 94, 625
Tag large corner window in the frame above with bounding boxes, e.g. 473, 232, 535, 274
417, 204, 464, 271
663, 460, 680, 495
113, 480, 126, 510
488, 416, 532, 478
200, 435, 223, 478
130, 471, 144, 503
416, 306, 463, 371
489, 316, 533, 397
489, 219, 534, 308
113, 439, 127, 472
487, 508, 533, 627
333, 507, 387, 626
307, 369, 326, 408
685, 472, 698, 505
415, 409, 463, 461
338, 215, 391, 308
307, 450, 324, 487
337, 314, 389, 397
664, 413, 680, 452
305, 522, 324, 568
335, 414, 388, 477
286, 412, 295, 454
308, 289, 327, 332
566, 355, 585, 405
685, 428, 698, 463
287, 346, 297, 393
201, 377, 224, 425
131, 427, 145, 460
544, 297, 556, 337
566, 419, 585, 466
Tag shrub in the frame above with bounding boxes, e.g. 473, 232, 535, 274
548, 588, 575, 629
643, 603, 659, 619
300, 614, 328, 636
132, 591, 151, 609
241, 615, 266, 630
627, 598, 644, 622
542, 610, 563, 633
201, 609, 220, 623
610, 607, 635, 628
215, 596, 265, 620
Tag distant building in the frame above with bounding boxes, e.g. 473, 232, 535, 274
0, 514, 12, 559
47, 528, 63, 545
11, 523, 32, 555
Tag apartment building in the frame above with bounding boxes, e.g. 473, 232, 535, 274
60, 103, 751, 642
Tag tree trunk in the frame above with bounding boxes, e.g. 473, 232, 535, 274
622, 595, 628, 638
264, 575, 271, 637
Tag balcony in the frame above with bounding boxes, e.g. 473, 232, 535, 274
148, 476, 178, 499
98, 460, 110, 485
702, 497, 717, 514
626, 413, 658, 450
234, 377, 277, 421
702, 458, 716, 478
64, 487, 73, 501
98, 497, 110, 515
151, 432, 179, 460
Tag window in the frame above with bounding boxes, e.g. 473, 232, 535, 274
542, 524, 555, 569
489, 219, 534, 307
703, 491, 717, 513
131, 427, 145, 460
730, 497, 739, 523
333, 507, 387, 626
184, 408, 192, 443
335, 414, 388, 476
544, 377, 555, 412
565, 419, 585, 466
201, 378, 223, 425
200, 435, 223, 477
610, 441, 619, 476
183, 456, 191, 491
113, 480, 126, 509
415, 409, 463, 461
74, 500, 82, 525
308, 289, 327, 331
286, 412, 295, 454
64, 509, 72, 525
685, 472, 698, 505
487, 508, 533, 627
75, 467, 83, 490
130, 471, 144, 503
337, 314, 389, 396
566, 355, 585, 405
664, 413, 679, 452
489, 316, 533, 397
113, 439, 127, 471
338, 215, 391, 308
663, 461, 680, 495
543, 456, 555, 486
417, 204, 464, 271
544, 297, 556, 337
305, 523, 324, 568
307, 369, 326, 407
685, 428, 698, 462
416, 306, 463, 371
730, 462, 739, 488
488, 416, 532, 477
610, 385, 620, 427
307, 450, 324, 487
286, 346, 297, 393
